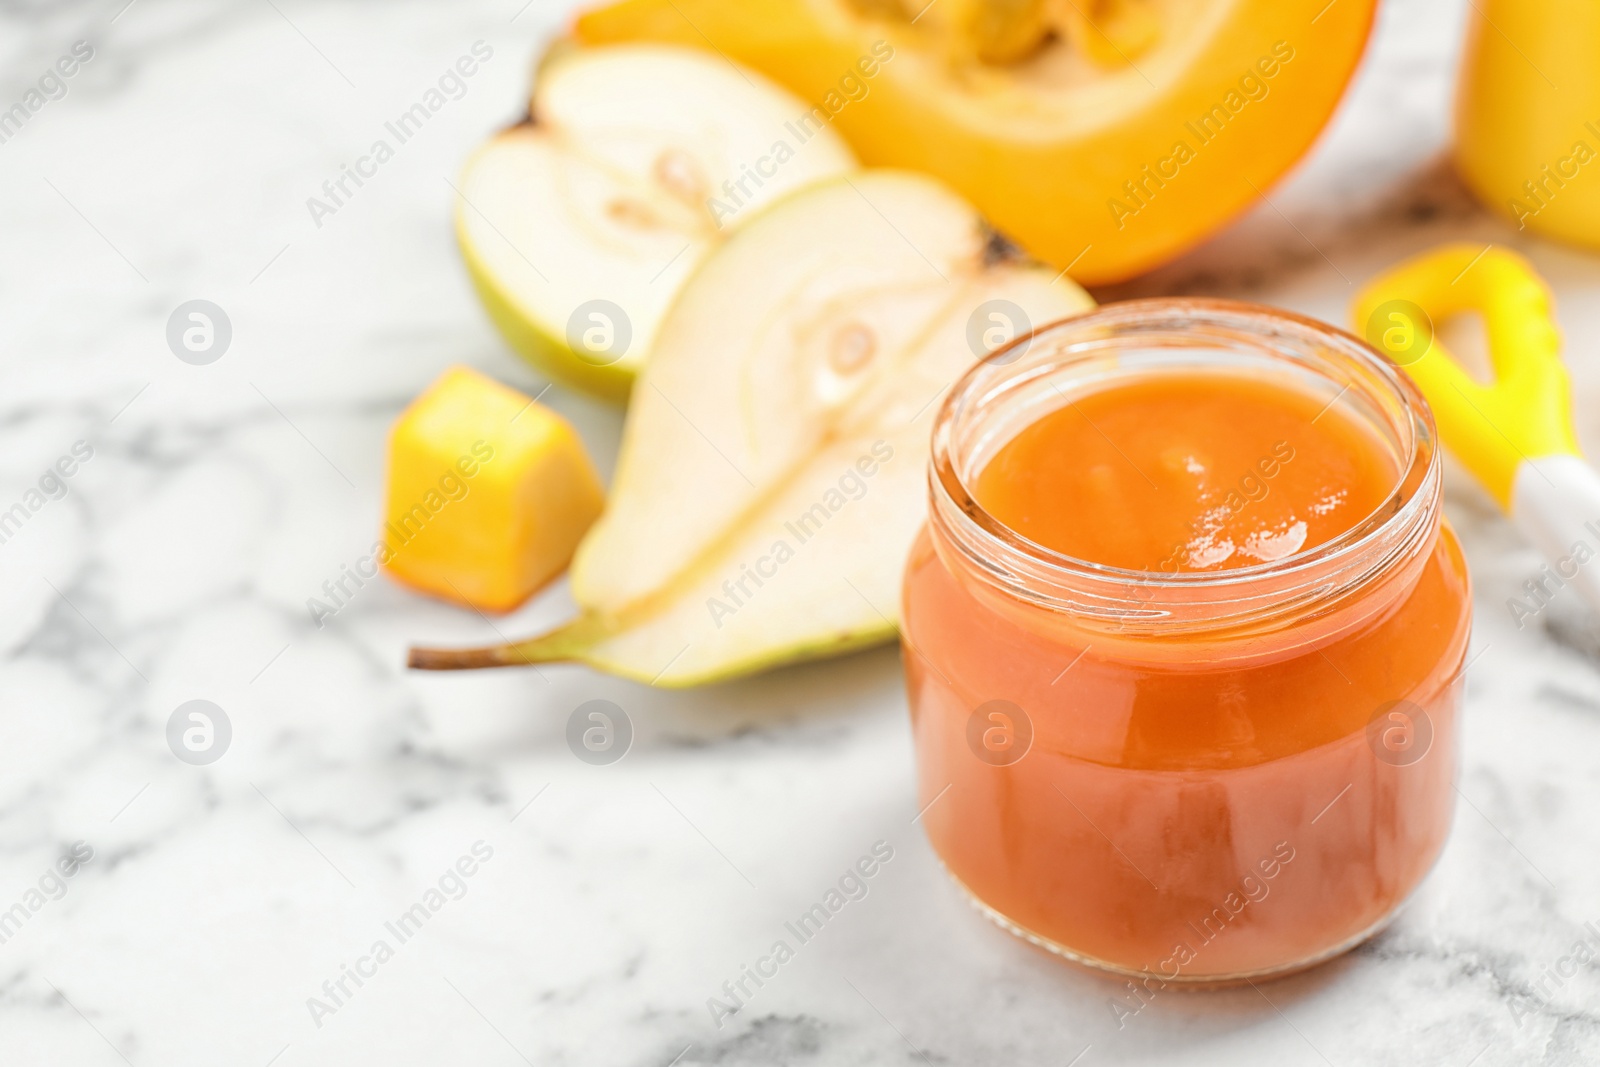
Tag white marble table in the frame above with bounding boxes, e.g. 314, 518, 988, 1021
4, 0, 1600, 1063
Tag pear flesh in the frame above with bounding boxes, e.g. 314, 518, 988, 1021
456, 44, 856, 401
413, 172, 1093, 686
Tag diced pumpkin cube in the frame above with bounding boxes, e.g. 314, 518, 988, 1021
382, 366, 605, 612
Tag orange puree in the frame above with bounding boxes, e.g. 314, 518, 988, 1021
904, 364, 1471, 983
975, 372, 1397, 573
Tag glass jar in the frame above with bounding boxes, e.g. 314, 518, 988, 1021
902, 299, 1472, 983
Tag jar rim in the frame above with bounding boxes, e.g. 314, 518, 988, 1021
928, 297, 1442, 629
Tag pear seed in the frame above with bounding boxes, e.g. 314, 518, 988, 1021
606, 198, 661, 229
830, 322, 877, 374
653, 148, 709, 205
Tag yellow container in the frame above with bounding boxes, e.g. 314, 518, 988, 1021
1456, 0, 1600, 247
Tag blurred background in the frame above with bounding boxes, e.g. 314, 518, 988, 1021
2, 0, 1598, 1064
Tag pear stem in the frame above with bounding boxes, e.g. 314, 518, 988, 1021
407, 615, 610, 671
407, 644, 531, 670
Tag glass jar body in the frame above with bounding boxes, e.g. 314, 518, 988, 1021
902, 520, 1469, 982
903, 298, 1472, 983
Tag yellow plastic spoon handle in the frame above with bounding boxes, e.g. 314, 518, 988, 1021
1354, 244, 1600, 619
1351, 243, 1578, 509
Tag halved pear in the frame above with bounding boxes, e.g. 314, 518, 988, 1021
413, 172, 1093, 686
456, 44, 856, 402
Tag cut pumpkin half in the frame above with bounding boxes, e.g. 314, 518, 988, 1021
573, 0, 1377, 285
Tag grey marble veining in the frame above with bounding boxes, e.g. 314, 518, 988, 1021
2, 0, 1599, 1063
